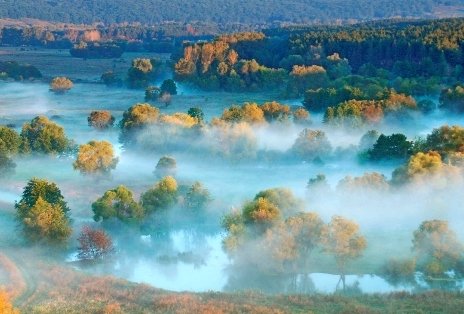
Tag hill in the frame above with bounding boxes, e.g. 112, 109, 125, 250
0, 0, 463, 25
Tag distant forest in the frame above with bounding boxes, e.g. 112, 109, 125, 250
0, 0, 462, 25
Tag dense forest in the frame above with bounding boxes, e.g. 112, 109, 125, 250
0, 0, 462, 25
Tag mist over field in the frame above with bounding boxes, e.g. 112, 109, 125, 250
1, 12, 464, 313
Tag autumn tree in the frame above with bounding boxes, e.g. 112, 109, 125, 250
20, 116, 71, 154
140, 176, 178, 214
119, 103, 159, 145
50, 76, 73, 93
293, 107, 310, 124
259, 101, 291, 122
412, 220, 463, 278
440, 84, 464, 112
77, 226, 114, 260
242, 197, 281, 232
291, 129, 332, 161
423, 125, 464, 157
92, 185, 144, 222
0, 290, 19, 314
73, 140, 118, 175
322, 215, 367, 290
127, 58, 154, 89
392, 151, 448, 185
15, 178, 71, 243
87, 111, 115, 129
337, 172, 389, 192
254, 188, 303, 218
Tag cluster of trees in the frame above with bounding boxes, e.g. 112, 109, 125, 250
0, 61, 41, 81
91, 176, 211, 223
323, 91, 418, 127
70, 41, 124, 59
174, 35, 286, 91
383, 220, 464, 285
0, 116, 74, 176
222, 188, 366, 290
102, 58, 168, 90
218, 101, 309, 124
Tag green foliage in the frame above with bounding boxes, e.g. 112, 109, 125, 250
183, 181, 211, 210
367, 133, 413, 161
187, 107, 205, 123
92, 185, 144, 222
0, 151, 16, 177
15, 178, 71, 243
70, 42, 124, 59
440, 85, 464, 112
0, 61, 41, 80
154, 156, 177, 177
20, 116, 71, 155
140, 176, 178, 214
145, 86, 161, 101
160, 79, 177, 95
0, 125, 21, 155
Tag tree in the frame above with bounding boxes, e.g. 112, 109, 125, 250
73, 140, 118, 175
323, 216, 367, 290
367, 133, 412, 161
127, 58, 153, 89
183, 181, 211, 210
154, 156, 177, 177
160, 79, 177, 95
293, 107, 310, 123
254, 188, 302, 218
291, 129, 332, 161
0, 290, 19, 314
77, 226, 114, 260
101, 71, 123, 87
187, 107, 204, 123
358, 130, 380, 152
412, 220, 463, 277
145, 86, 161, 101
119, 103, 159, 145
92, 185, 143, 222
242, 197, 281, 231
423, 125, 464, 157
259, 101, 291, 122
21, 197, 72, 243
87, 111, 115, 129
140, 176, 178, 214
50, 76, 73, 93
15, 178, 71, 243
0, 126, 21, 155
440, 84, 464, 112
337, 172, 389, 192
20, 116, 70, 154
392, 151, 447, 185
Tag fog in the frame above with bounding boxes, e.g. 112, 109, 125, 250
1, 79, 464, 295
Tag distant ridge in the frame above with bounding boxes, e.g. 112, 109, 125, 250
0, 0, 463, 25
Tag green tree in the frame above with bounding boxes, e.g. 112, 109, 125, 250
15, 178, 71, 243
140, 176, 178, 214
0, 126, 21, 155
160, 79, 177, 95
145, 86, 161, 101
367, 133, 412, 161
187, 107, 204, 123
154, 156, 177, 177
92, 185, 144, 222
20, 116, 70, 154
183, 181, 211, 210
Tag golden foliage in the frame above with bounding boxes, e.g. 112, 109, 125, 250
73, 140, 118, 175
